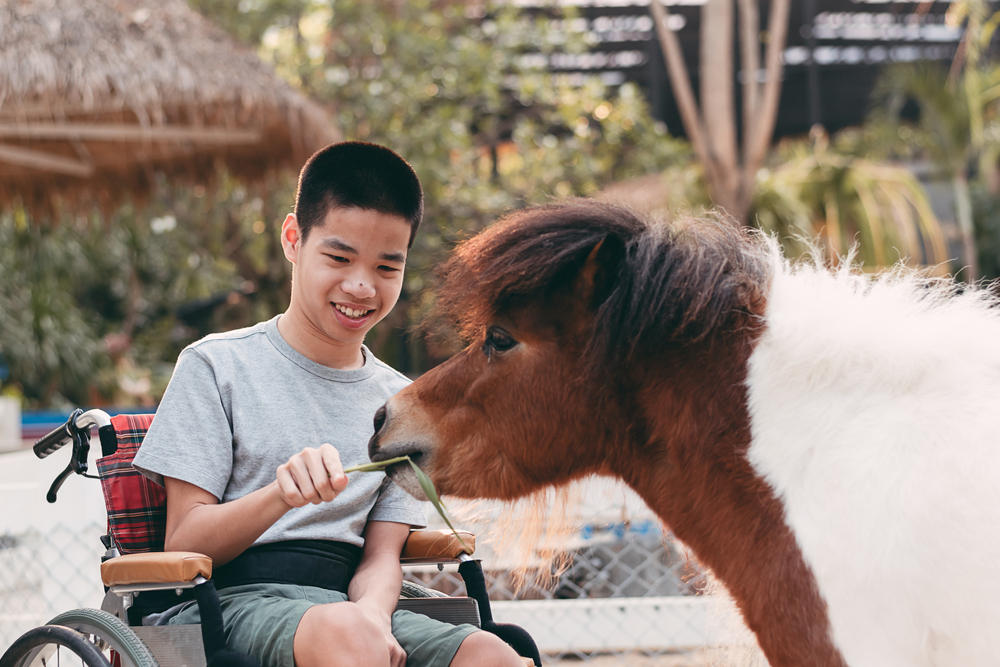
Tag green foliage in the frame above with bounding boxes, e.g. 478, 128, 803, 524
972, 181, 1000, 279
207, 0, 684, 365
865, 62, 999, 172
187, 0, 311, 48
2, 1, 682, 406
753, 131, 949, 269
0, 186, 286, 407
0, 210, 104, 407
862, 56, 1000, 280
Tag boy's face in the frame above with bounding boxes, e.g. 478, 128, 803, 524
282, 206, 410, 353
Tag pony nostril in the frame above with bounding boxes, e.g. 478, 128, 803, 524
373, 405, 387, 434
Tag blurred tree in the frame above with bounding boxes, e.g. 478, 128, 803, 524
0, 182, 284, 407
193, 0, 687, 365
1, 1, 684, 406
649, 0, 791, 224
862, 1, 1000, 281
973, 182, 1000, 278
752, 128, 949, 270
869, 63, 1000, 280
865, 61, 1000, 281
632, 0, 976, 276
0, 209, 103, 407
604, 125, 954, 273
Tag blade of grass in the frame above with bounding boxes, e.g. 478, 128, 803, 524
406, 458, 472, 553
344, 455, 472, 554
344, 456, 411, 473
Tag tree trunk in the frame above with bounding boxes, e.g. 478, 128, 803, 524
742, 0, 791, 205
649, 0, 718, 192
701, 0, 740, 214
650, 0, 791, 225
952, 172, 979, 281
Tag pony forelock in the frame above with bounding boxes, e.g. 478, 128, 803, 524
436, 200, 773, 369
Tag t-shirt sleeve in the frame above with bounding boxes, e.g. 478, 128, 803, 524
132, 347, 234, 500
368, 475, 428, 528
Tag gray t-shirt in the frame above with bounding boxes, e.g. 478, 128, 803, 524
133, 316, 426, 548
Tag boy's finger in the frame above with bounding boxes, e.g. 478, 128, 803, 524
276, 466, 306, 507
288, 454, 321, 504
304, 447, 337, 502
320, 443, 349, 492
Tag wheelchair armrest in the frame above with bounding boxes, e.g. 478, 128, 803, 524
100, 551, 213, 587
400, 529, 476, 564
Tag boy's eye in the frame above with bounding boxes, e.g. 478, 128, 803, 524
379, 265, 401, 273
325, 254, 349, 263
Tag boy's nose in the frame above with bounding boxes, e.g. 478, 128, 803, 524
343, 274, 376, 298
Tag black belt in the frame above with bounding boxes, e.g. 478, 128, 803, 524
213, 539, 363, 594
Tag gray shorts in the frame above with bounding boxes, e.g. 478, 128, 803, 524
168, 583, 478, 667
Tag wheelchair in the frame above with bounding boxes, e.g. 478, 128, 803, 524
0, 409, 541, 667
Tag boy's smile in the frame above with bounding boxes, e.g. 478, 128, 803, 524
333, 303, 375, 325
280, 206, 410, 368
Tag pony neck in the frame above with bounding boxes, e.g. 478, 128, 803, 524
618, 340, 847, 667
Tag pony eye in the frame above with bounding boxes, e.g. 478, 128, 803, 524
482, 326, 518, 356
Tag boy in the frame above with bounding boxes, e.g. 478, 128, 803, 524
134, 142, 522, 667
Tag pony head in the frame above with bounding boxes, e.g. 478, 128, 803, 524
369, 199, 770, 501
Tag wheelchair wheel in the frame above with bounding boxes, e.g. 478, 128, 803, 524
0, 624, 111, 667
47, 610, 156, 667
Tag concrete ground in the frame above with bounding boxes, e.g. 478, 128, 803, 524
544, 648, 765, 666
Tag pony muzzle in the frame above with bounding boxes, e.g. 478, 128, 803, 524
368, 402, 436, 500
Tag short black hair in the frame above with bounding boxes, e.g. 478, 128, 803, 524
293, 141, 423, 247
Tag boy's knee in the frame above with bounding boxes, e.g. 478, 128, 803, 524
451, 630, 524, 666
294, 603, 386, 667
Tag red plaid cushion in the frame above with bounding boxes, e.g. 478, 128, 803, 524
96, 414, 165, 554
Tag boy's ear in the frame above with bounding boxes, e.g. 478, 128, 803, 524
280, 214, 301, 263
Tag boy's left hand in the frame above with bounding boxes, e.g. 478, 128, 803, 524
357, 603, 406, 667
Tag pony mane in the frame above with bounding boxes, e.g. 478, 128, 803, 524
436, 199, 772, 366
759, 238, 1000, 395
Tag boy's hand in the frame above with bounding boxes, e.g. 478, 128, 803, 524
356, 602, 406, 667
275, 444, 349, 507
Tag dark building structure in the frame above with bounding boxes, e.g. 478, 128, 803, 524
517, 1, 978, 140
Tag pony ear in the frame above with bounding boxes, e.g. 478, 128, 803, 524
576, 235, 625, 309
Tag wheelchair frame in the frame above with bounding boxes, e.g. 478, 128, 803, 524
0, 409, 541, 667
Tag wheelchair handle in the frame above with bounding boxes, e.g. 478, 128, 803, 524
33, 409, 115, 459
35, 409, 118, 503
33, 409, 80, 459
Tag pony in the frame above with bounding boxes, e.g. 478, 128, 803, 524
368, 199, 1000, 666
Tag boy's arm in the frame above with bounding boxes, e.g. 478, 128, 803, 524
348, 521, 411, 658
164, 443, 349, 565
164, 477, 287, 565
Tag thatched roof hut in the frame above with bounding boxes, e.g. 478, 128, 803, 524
0, 0, 339, 211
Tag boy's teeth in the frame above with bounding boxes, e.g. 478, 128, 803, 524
337, 305, 367, 318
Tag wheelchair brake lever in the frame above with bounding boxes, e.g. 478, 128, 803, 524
45, 427, 92, 503
72, 429, 91, 477
46, 462, 75, 503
